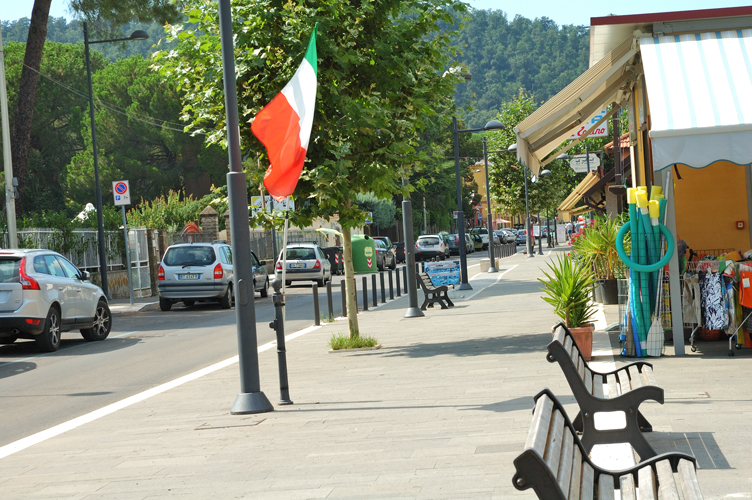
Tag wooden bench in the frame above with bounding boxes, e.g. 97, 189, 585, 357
513, 388, 703, 500
548, 323, 664, 460
416, 272, 454, 311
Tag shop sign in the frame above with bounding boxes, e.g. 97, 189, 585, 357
568, 109, 609, 139
569, 154, 601, 173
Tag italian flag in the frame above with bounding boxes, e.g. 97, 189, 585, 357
252, 25, 318, 202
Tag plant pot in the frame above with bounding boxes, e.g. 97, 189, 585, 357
593, 282, 603, 303
568, 323, 594, 361
598, 279, 618, 305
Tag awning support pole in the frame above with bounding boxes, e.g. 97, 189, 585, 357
663, 168, 685, 355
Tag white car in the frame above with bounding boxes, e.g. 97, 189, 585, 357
415, 235, 446, 261
0, 249, 111, 352
275, 243, 332, 287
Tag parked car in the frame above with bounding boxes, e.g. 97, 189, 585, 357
437, 232, 452, 258
516, 229, 528, 245
471, 233, 484, 251
465, 233, 475, 253
415, 235, 446, 261
447, 234, 462, 255
373, 237, 397, 269
275, 242, 332, 287
159, 241, 268, 311
374, 239, 397, 271
495, 229, 515, 244
470, 228, 491, 249
0, 249, 111, 352
394, 242, 405, 263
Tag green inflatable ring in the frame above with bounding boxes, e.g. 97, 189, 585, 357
617, 221, 675, 272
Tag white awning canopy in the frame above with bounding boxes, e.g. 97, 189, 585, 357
641, 29, 752, 170
514, 36, 638, 175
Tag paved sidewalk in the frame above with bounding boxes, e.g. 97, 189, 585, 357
108, 297, 159, 315
1, 248, 751, 499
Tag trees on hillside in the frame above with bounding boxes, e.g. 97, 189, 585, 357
159, 0, 467, 337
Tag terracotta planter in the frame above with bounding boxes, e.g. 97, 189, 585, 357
569, 323, 595, 361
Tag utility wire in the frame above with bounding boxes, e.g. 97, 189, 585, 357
17, 59, 204, 135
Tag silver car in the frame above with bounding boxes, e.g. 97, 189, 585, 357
275, 243, 332, 286
0, 249, 111, 352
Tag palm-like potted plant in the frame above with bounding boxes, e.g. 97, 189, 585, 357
539, 254, 598, 360
570, 215, 626, 304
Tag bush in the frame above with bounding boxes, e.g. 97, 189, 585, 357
126, 186, 228, 231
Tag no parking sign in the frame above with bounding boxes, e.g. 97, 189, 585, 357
112, 180, 130, 206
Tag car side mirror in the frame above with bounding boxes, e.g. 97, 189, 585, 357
81, 271, 91, 281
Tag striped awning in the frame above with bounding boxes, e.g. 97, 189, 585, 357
641, 30, 752, 170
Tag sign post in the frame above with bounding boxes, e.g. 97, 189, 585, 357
112, 180, 133, 305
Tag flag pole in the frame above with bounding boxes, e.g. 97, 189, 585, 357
281, 202, 290, 297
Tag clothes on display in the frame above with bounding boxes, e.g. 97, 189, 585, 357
700, 271, 725, 330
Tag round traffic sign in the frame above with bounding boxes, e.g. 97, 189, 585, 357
114, 182, 128, 194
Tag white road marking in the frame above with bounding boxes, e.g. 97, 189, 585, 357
0, 325, 322, 460
462, 265, 519, 301
0, 331, 140, 368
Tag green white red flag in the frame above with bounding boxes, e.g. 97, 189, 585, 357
252, 25, 318, 202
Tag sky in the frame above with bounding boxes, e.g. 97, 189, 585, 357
2, 0, 752, 26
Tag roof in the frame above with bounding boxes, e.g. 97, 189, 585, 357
589, 6, 752, 66
604, 133, 630, 154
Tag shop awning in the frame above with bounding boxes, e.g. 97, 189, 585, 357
514, 36, 639, 175
641, 29, 752, 170
557, 171, 601, 221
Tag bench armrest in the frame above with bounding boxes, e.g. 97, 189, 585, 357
588, 361, 654, 377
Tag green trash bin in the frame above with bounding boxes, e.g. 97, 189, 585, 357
351, 234, 377, 274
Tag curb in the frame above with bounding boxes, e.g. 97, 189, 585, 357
110, 302, 159, 315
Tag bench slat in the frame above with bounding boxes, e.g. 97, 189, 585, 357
642, 365, 658, 386
678, 459, 704, 500
556, 427, 574, 495
543, 410, 565, 474
568, 445, 582, 500
553, 326, 566, 345
570, 342, 580, 367
578, 358, 586, 384
563, 336, 573, 359
584, 367, 593, 395
580, 463, 594, 500
628, 365, 644, 389
617, 369, 632, 395
656, 459, 681, 500
607, 374, 619, 398
619, 474, 637, 500
597, 475, 615, 500
638, 464, 657, 500
525, 394, 554, 457
592, 374, 605, 399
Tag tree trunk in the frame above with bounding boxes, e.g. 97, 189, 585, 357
10, 0, 53, 215
341, 228, 360, 338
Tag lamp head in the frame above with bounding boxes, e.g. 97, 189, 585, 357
540, 169, 552, 178
507, 143, 518, 153
483, 120, 505, 131
129, 30, 149, 41
556, 153, 570, 160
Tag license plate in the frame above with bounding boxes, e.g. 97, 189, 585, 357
179, 273, 199, 280
290, 263, 305, 268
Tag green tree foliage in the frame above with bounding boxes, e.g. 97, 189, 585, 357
355, 192, 396, 231
452, 10, 589, 127
67, 55, 227, 206
126, 187, 228, 231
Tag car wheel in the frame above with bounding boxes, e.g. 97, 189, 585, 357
183, 300, 195, 307
316, 277, 325, 287
81, 300, 112, 341
159, 296, 172, 312
220, 285, 233, 309
285, 280, 292, 287
35, 306, 61, 353
260, 278, 269, 298
390, 259, 397, 270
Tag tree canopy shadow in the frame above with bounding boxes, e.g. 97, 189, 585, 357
373, 331, 553, 359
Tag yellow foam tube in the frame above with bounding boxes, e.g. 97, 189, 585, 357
650, 186, 663, 200
627, 187, 637, 205
648, 200, 660, 219
635, 190, 649, 209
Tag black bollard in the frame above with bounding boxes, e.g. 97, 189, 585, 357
326, 280, 333, 321
340, 280, 346, 317
388, 270, 394, 300
396, 267, 401, 296
403, 265, 408, 291
380, 272, 386, 303
362, 276, 368, 311
268, 279, 292, 405
313, 283, 320, 326
372, 274, 378, 308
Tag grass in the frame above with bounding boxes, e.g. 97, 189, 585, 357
320, 313, 336, 323
329, 333, 379, 350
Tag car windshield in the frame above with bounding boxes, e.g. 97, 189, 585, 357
163, 246, 216, 267
285, 247, 317, 260
418, 237, 440, 245
0, 258, 20, 283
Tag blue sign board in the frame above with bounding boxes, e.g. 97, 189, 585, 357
424, 260, 461, 286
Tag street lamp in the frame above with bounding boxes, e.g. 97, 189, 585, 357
452, 118, 504, 289
507, 143, 535, 258
83, 23, 149, 297
532, 169, 552, 256
481, 137, 499, 273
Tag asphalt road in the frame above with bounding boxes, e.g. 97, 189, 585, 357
0, 253, 494, 448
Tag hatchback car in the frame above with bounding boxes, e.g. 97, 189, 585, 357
275, 243, 332, 286
158, 242, 268, 311
415, 235, 446, 261
0, 249, 111, 352
374, 239, 397, 271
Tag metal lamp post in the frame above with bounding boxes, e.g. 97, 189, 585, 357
453, 118, 504, 289
532, 169, 552, 256
481, 137, 498, 273
403, 178, 424, 318
507, 143, 535, 258
83, 23, 149, 297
